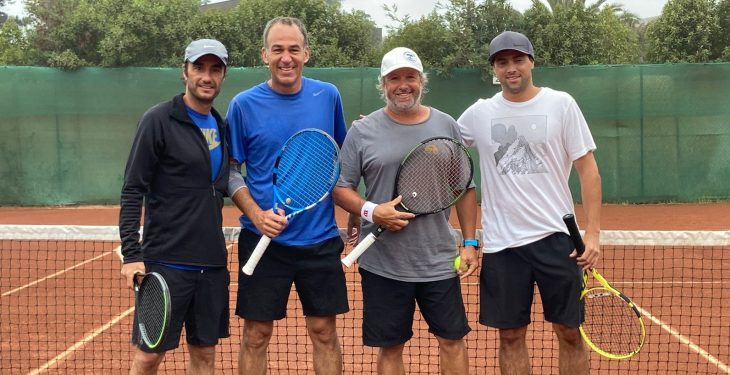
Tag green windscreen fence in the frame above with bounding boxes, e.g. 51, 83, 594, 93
0, 64, 729, 205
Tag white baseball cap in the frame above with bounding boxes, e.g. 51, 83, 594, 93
380, 47, 423, 77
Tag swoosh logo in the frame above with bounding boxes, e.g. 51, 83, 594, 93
313, 89, 324, 96
201, 128, 221, 150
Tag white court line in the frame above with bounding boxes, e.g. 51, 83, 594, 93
23, 242, 239, 374
26, 244, 132, 374
27, 306, 135, 375
2, 248, 118, 297
637, 305, 730, 373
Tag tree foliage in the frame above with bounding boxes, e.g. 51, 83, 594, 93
192, 0, 379, 67
1, 0, 729, 68
23, 0, 201, 68
646, 0, 719, 63
523, 1, 638, 65
382, 13, 455, 75
15, 0, 379, 68
716, 0, 730, 60
0, 16, 28, 65
384, 0, 522, 76
441, 0, 523, 72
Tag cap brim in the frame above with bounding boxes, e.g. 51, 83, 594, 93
186, 53, 228, 66
489, 48, 533, 63
380, 63, 423, 77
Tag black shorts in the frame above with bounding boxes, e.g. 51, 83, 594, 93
235, 229, 349, 320
360, 268, 471, 347
479, 232, 584, 329
133, 263, 230, 353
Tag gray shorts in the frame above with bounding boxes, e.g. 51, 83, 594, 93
479, 232, 584, 329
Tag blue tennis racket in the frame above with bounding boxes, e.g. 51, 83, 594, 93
241, 128, 340, 275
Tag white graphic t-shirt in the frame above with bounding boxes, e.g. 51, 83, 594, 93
458, 88, 596, 253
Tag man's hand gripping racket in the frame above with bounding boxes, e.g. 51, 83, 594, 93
342, 137, 474, 267
241, 129, 340, 275
118, 251, 171, 350
563, 214, 646, 359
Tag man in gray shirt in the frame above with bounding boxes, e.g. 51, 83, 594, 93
333, 47, 479, 374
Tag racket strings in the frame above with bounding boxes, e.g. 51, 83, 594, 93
397, 139, 472, 214
137, 278, 167, 344
582, 288, 643, 356
276, 132, 339, 209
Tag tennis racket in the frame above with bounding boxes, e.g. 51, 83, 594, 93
342, 137, 473, 267
133, 271, 171, 350
241, 128, 340, 275
116, 248, 172, 349
563, 214, 646, 359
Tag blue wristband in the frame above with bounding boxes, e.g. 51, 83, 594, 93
462, 239, 480, 247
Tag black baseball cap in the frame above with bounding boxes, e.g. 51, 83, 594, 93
488, 31, 534, 63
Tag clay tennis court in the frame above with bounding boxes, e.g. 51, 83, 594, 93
1, 203, 728, 374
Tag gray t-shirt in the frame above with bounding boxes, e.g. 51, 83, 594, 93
337, 107, 465, 282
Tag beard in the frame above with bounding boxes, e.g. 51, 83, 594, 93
386, 89, 422, 113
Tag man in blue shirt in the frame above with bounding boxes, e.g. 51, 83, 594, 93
226, 17, 348, 375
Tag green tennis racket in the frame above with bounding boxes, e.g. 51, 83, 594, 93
133, 272, 171, 350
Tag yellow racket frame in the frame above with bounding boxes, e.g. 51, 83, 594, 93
579, 268, 646, 359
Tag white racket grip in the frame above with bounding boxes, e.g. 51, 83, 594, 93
341, 233, 377, 267
242, 236, 272, 275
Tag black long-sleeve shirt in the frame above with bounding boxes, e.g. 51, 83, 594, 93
119, 93, 229, 267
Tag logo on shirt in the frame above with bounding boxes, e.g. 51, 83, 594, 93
491, 116, 548, 175
200, 128, 221, 151
313, 89, 325, 97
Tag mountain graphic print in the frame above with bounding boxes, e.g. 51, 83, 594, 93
492, 115, 548, 175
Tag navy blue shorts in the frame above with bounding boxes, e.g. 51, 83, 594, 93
360, 268, 471, 347
479, 232, 584, 329
133, 263, 230, 353
235, 229, 349, 320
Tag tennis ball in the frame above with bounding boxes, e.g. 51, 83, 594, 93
454, 255, 461, 271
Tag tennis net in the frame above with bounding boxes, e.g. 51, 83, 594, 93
1, 225, 728, 374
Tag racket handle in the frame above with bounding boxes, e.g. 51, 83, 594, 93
242, 235, 272, 275
342, 233, 377, 267
563, 214, 586, 256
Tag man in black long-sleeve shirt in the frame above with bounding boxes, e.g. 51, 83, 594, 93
119, 39, 230, 375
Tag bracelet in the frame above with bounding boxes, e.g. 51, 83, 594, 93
361, 201, 377, 223
462, 239, 480, 248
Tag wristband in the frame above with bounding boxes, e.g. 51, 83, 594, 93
361, 201, 377, 223
462, 239, 480, 248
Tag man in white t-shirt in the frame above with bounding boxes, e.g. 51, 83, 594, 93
457, 31, 602, 374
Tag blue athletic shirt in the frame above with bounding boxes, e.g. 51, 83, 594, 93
186, 106, 222, 182
226, 77, 347, 246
